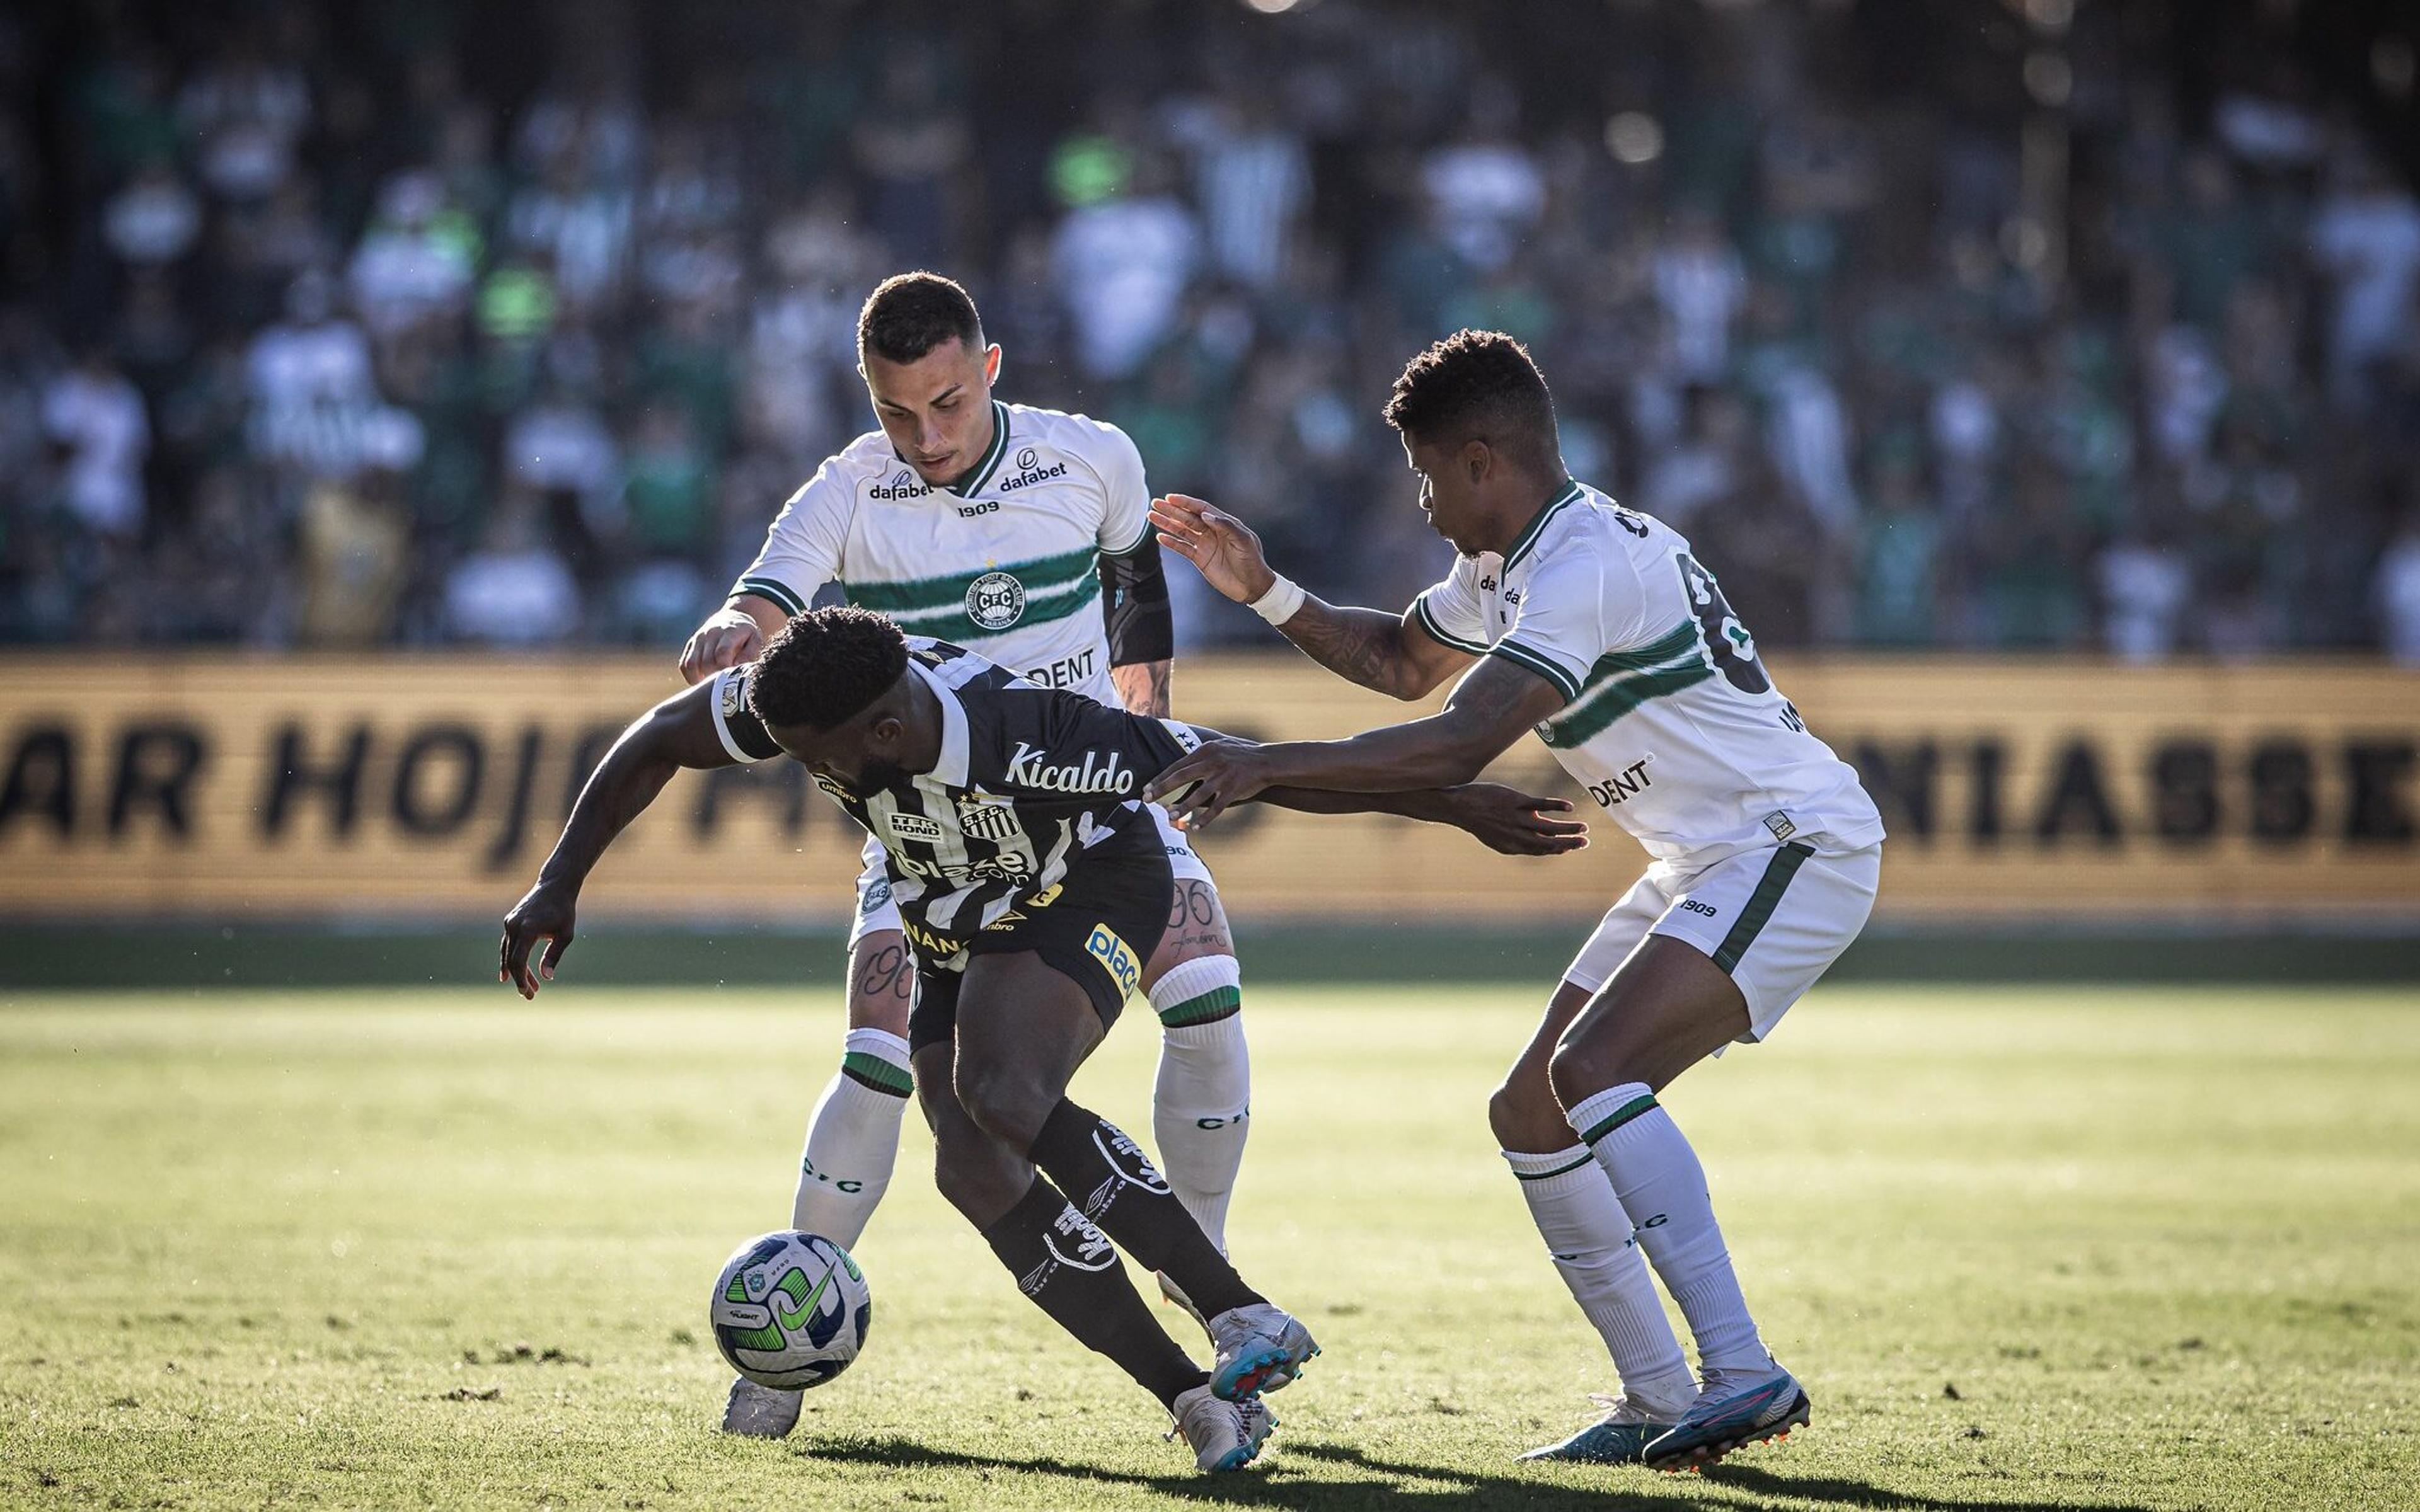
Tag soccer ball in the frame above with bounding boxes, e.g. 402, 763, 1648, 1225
708, 1230, 872, 1390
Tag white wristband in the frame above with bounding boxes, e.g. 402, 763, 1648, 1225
1248, 574, 1306, 626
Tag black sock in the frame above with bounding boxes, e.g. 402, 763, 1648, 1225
1029, 1100, 1263, 1320
980, 1174, 1209, 1409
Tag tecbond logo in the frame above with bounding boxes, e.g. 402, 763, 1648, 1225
1005, 742, 1134, 793
870, 469, 932, 501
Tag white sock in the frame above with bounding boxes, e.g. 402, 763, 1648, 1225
1568, 1082, 1770, 1380
1504, 1145, 1697, 1415
788, 1028, 911, 1251
1147, 955, 1250, 1250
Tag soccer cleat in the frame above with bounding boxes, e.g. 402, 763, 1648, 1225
720, 1375, 802, 1438
1156, 1270, 1211, 1339
1169, 1383, 1276, 1472
1519, 1394, 1686, 1465
1206, 1302, 1319, 1401
1643, 1364, 1811, 1471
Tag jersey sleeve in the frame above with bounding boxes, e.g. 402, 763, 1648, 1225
707, 666, 784, 764
1080, 420, 1153, 556
729, 457, 851, 617
1409, 556, 1491, 655
1487, 550, 1647, 705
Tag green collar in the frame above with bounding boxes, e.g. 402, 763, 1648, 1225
1502, 478, 1582, 569
942, 401, 1011, 498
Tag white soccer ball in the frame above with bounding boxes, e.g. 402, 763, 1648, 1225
708, 1230, 872, 1390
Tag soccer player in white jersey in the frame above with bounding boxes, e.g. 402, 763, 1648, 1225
677, 273, 1257, 1436
1143, 330, 1886, 1472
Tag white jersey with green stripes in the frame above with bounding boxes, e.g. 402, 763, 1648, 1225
730, 400, 1148, 703
1414, 479, 1885, 869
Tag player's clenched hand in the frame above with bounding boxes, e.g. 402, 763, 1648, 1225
1150, 494, 1277, 605
1442, 784, 1589, 856
678, 607, 765, 685
500, 883, 577, 999
1145, 743, 1272, 830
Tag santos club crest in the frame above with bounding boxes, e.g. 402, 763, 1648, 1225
965, 570, 1025, 631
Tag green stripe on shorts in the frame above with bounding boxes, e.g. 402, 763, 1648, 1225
1709, 842, 1814, 975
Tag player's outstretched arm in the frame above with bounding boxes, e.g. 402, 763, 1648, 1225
500, 680, 742, 997
1147, 656, 1567, 828
677, 593, 788, 685
1150, 493, 1471, 700
1161, 719, 1584, 857
1257, 781, 1587, 856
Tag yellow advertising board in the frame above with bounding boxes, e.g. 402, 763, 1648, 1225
0, 654, 2413, 927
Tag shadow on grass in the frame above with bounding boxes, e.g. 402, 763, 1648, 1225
800, 1435, 2158, 1511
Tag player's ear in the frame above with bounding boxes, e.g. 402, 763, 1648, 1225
1462, 438, 1492, 484
868, 713, 904, 748
982, 343, 1002, 384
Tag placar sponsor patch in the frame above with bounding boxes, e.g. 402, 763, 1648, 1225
1083, 924, 1142, 999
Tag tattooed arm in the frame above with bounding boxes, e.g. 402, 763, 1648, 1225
1150, 493, 1472, 701
1110, 658, 1172, 718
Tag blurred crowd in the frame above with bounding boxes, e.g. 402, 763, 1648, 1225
4, 0, 2420, 660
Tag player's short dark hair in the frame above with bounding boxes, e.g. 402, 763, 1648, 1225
857, 272, 984, 365
1383, 329, 1561, 474
749, 607, 910, 731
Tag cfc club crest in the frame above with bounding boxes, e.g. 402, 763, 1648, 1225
966, 570, 1026, 631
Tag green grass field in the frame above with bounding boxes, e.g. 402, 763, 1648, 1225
3, 985, 2416, 1511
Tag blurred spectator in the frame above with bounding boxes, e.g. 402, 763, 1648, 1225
42, 348, 149, 541
2310, 149, 2420, 408
1654, 207, 1747, 384
1419, 80, 1543, 276
1052, 154, 1199, 382
2380, 511, 2420, 665
101, 158, 201, 268
296, 414, 419, 646
445, 493, 579, 645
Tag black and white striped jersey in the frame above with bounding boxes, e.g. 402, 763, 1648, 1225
705, 639, 1202, 970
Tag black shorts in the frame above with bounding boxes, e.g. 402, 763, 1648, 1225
905, 850, 1175, 1057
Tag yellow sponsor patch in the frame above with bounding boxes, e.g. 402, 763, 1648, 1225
902, 919, 964, 958
1083, 924, 1141, 1000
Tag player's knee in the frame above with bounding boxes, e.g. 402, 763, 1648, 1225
1546, 1031, 1617, 1106
929, 1126, 1023, 1222
1487, 1075, 1569, 1152
953, 1055, 1052, 1153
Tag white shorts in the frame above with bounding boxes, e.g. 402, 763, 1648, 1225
1562, 842, 1881, 1043
847, 804, 1216, 948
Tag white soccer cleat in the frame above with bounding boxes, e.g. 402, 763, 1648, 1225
1169, 1383, 1276, 1472
720, 1375, 802, 1438
1206, 1302, 1319, 1401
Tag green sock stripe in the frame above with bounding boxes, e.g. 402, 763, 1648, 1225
1156, 985, 1241, 1028
1579, 1094, 1659, 1146
841, 1052, 913, 1097
1710, 842, 1814, 974
1511, 1152, 1598, 1182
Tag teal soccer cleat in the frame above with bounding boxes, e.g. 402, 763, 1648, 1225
1520, 1395, 1685, 1465
1644, 1365, 1811, 1471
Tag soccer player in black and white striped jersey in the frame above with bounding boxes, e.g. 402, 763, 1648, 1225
501, 606, 1586, 1473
